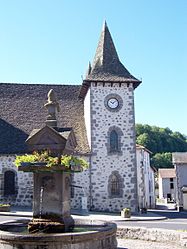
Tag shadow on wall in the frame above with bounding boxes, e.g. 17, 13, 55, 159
0, 119, 28, 154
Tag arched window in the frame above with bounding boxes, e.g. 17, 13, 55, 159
108, 171, 123, 198
110, 130, 118, 152
4, 171, 16, 196
111, 174, 119, 195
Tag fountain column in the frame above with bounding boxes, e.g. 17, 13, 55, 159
21, 89, 76, 232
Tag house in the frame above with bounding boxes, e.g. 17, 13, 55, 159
172, 152, 187, 210
158, 168, 176, 202
0, 22, 147, 212
136, 144, 155, 209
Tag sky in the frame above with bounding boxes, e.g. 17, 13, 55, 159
0, 0, 187, 135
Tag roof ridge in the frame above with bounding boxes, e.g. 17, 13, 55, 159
0, 82, 80, 87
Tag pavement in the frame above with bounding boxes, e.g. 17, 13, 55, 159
2, 207, 187, 249
117, 239, 186, 249
0, 206, 167, 222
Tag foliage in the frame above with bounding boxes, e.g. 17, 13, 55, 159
61, 155, 89, 169
121, 208, 131, 217
136, 124, 187, 169
0, 204, 10, 207
136, 124, 187, 154
15, 151, 89, 170
122, 207, 131, 214
151, 152, 173, 168
15, 154, 38, 166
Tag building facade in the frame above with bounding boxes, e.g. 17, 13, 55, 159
158, 168, 176, 202
136, 145, 155, 209
0, 23, 145, 212
172, 152, 187, 210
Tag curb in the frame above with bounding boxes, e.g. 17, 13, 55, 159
0, 212, 32, 217
0, 211, 167, 222
117, 226, 187, 248
110, 216, 167, 222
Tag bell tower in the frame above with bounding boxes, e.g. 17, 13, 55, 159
80, 22, 141, 212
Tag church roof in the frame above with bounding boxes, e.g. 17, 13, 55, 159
0, 83, 90, 154
84, 22, 141, 86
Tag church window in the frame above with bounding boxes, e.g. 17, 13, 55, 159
107, 126, 123, 155
108, 171, 123, 198
4, 170, 16, 196
111, 174, 119, 195
110, 130, 119, 152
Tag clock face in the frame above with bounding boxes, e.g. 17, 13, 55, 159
107, 98, 119, 109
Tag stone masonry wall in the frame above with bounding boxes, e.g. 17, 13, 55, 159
71, 156, 90, 210
117, 226, 187, 247
0, 155, 33, 206
89, 82, 138, 212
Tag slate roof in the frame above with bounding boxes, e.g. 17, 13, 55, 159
84, 22, 141, 86
172, 152, 187, 164
0, 83, 90, 154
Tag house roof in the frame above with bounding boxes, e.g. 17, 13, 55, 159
172, 152, 187, 164
136, 144, 152, 154
158, 168, 176, 178
80, 22, 141, 98
0, 83, 90, 154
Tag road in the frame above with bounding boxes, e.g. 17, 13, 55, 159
1, 210, 187, 230
116, 210, 187, 230
117, 218, 187, 230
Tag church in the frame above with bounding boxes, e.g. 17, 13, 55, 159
0, 22, 149, 212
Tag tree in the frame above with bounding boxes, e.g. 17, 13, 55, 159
151, 153, 173, 168
135, 124, 187, 169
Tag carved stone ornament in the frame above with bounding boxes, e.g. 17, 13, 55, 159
44, 89, 60, 121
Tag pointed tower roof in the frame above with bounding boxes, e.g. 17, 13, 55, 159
84, 22, 141, 86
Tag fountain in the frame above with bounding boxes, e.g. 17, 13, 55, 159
0, 89, 117, 249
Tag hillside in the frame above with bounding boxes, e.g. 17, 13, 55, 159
136, 124, 187, 169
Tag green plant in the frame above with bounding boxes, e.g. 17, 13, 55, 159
0, 204, 10, 207
123, 208, 131, 214
15, 154, 37, 166
61, 155, 89, 169
15, 151, 89, 170
121, 207, 131, 218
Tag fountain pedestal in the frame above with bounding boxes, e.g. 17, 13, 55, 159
27, 170, 74, 233
20, 89, 78, 233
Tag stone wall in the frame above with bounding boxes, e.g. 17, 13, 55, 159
71, 156, 90, 210
0, 155, 33, 206
88, 82, 138, 212
117, 226, 187, 247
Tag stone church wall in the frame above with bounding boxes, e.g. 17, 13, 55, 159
71, 156, 90, 210
0, 155, 33, 206
88, 82, 138, 212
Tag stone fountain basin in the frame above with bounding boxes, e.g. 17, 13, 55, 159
0, 218, 117, 249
